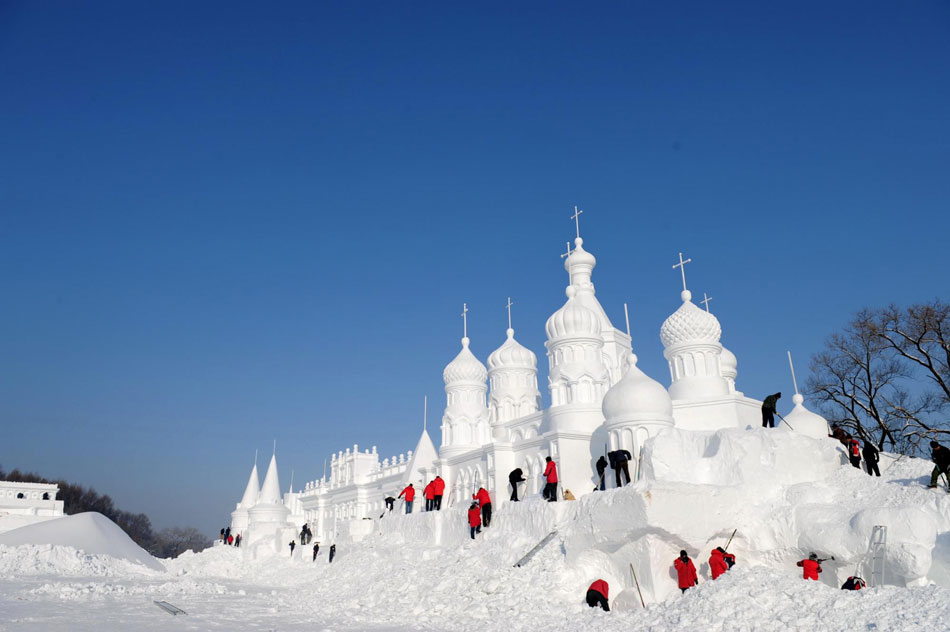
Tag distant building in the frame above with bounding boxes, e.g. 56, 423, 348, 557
0, 481, 65, 533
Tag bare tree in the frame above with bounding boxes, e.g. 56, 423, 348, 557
808, 302, 950, 454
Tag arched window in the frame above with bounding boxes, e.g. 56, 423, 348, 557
43, 492, 50, 500
16, 493, 24, 499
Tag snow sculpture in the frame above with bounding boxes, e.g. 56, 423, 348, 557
487, 325, 540, 429
720, 345, 738, 393
441, 332, 490, 455
245, 453, 294, 552
601, 353, 674, 456
229, 460, 259, 534
660, 289, 731, 401
781, 393, 831, 439
545, 285, 608, 408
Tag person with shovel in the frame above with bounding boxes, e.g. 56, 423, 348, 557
509, 468, 525, 501
761, 392, 782, 428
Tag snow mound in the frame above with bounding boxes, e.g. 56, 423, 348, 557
0, 512, 163, 572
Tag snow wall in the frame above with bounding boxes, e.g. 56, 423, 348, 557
367, 427, 950, 602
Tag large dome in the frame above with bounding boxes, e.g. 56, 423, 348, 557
443, 337, 488, 384
602, 353, 673, 423
660, 290, 722, 348
721, 345, 738, 379
487, 329, 537, 371
545, 286, 601, 340
563, 237, 596, 273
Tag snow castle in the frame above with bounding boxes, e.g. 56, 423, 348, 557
231, 222, 830, 550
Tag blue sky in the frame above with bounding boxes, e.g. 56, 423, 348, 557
1, 2, 948, 536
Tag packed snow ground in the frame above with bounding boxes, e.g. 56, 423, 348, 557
2, 428, 950, 631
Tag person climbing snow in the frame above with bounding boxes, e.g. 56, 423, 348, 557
384, 495, 395, 512
424, 480, 435, 512
928, 441, 950, 490
674, 550, 698, 593
398, 483, 415, 513
312, 542, 319, 561
432, 475, 445, 510
841, 576, 866, 590
862, 441, 881, 477
289, 540, 296, 557
848, 438, 862, 469
797, 553, 823, 580
475, 487, 492, 527
543, 457, 558, 502
467, 502, 482, 539
709, 547, 735, 579
509, 468, 525, 501
608, 449, 632, 487
328, 544, 336, 563
761, 392, 781, 428
595, 456, 607, 491
585, 579, 610, 611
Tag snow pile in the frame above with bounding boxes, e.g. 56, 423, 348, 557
0, 512, 164, 572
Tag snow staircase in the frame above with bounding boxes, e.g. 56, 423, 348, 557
513, 530, 558, 568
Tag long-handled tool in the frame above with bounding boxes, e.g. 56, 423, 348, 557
777, 412, 795, 431
629, 563, 646, 609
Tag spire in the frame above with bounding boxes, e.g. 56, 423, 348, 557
423, 395, 427, 431
257, 453, 282, 504
461, 302, 469, 340
672, 252, 692, 302
571, 205, 584, 239
238, 461, 260, 508
701, 293, 713, 312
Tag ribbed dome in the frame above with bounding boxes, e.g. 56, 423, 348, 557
545, 286, 601, 340
660, 290, 722, 348
602, 353, 673, 422
563, 237, 596, 272
487, 329, 537, 371
443, 337, 488, 384
782, 393, 830, 440
721, 345, 738, 378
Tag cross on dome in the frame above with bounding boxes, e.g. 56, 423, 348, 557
506, 297, 514, 330
701, 293, 713, 312
461, 303, 469, 339
672, 252, 693, 302
571, 206, 584, 239
560, 241, 573, 259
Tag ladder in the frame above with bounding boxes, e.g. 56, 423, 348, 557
513, 531, 558, 568
856, 525, 887, 586
154, 601, 187, 616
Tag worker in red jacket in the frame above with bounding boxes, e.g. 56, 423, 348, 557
848, 439, 862, 469
585, 579, 610, 611
797, 553, 823, 580
674, 550, 698, 593
398, 484, 415, 514
432, 476, 445, 510
423, 481, 435, 512
474, 487, 492, 527
543, 456, 558, 502
467, 502, 482, 539
709, 548, 729, 579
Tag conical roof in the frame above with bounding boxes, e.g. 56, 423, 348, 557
238, 462, 260, 508
257, 453, 282, 505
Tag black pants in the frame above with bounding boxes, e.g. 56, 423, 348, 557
385, 499, 394, 511
425, 498, 432, 511
543, 482, 558, 502
434, 495, 442, 510
470, 525, 481, 539
329, 550, 335, 563
585, 589, 609, 612
510, 481, 520, 501
762, 410, 775, 428
850, 456, 861, 469
596, 470, 606, 491
866, 460, 880, 476
614, 462, 631, 487
481, 503, 492, 528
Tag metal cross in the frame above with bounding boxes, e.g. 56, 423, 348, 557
505, 297, 514, 330
571, 206, 584, 239
701, 293, 713, 312
560, 241, 573, 259
461, 303, 469, 338
672, 252, 692, 292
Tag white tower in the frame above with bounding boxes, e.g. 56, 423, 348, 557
246, 452, 293, 551
487, 298, 540, 429
660, 254, 730, 400
545, 285, 610, 408
441, 305, 490, 454
230, 459, 260, 534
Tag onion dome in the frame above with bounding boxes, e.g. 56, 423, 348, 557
602, 353, 674, 423
781, 393, 830, 440
443, 337, 488, 384
563, 237, 596, 273
721, 345, 738, 380
660, 290, 722, 348
545, 286, 601, 340
487, 329, 537, 370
